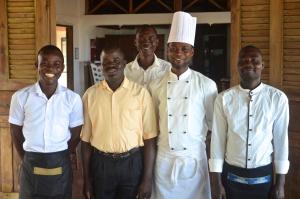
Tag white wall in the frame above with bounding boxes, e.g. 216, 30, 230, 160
56, 0, 231, 95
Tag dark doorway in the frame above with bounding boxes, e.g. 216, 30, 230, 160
193, 24, 229, 91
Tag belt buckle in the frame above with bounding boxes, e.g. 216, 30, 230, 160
111, 153, 120, 159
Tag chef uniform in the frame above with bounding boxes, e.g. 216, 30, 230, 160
149, 11, 218, 199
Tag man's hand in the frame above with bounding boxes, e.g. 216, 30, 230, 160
136, 178, 152, 199
211, 172, 226, 199
271, 174, 286, 199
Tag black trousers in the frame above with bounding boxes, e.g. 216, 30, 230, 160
19, 150, 72, 199
91, 149, 143, 199
222, 162, 273, 199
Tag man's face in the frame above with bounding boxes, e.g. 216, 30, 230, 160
135, 28, 159, 56
167, 42, 194, 69
101, 50, 126, 82
238, 47, 264, 83
37, 53, 64, 86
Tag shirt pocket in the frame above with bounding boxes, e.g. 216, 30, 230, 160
122, 107, 142, 132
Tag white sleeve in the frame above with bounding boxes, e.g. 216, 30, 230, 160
69, 94, 84, 128
273, 94, 290, 174
8, 92, 24, 126
204, 81, 218, 130
209, 94, 227, 172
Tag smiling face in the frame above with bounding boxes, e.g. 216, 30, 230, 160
238, 46, 264, 84
101, 49, 126, 83
37, 52, 64, 87
135, 27, 159, 56
167, 42, 194, 70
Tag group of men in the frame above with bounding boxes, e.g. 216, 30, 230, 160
9, 11, 289, 199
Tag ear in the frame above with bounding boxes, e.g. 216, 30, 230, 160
134, 38, 138, 48
190, 47, 195, 56
261, 61, 264, 69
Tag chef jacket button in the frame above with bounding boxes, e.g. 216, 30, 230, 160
167, 97, 171, 100
168, 114, 172, 117
184, 96, 188, 99
169, 131, 172, 134
248, 158, 251, 161
171, 148, 174, 150
168, 81, 171, 84
183, 147, 187, 150
183, 114, 187, 117
249, 129, 252, 131
249, 114, 253, 117
186, 81, 189, 83
183, 131, 187, 134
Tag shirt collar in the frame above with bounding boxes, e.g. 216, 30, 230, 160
31, 82, 66, 96
132, 54, 159, 70
101, 76, 129, 91
168, 68, 191, 81
238, 82, 264, 95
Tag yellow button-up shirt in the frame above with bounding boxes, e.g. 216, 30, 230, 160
81, 77, 157, 153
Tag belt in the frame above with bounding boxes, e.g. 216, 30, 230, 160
227, 172, 271, 185
95, 147, 140, 159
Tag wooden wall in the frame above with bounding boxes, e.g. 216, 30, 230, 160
0, 0, 56, 194
231, 0, 300, 198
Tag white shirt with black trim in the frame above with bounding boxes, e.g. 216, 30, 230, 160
209, 83, 290, 174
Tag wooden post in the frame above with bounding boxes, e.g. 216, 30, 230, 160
230, 0, 241, 86
269, 0, 283, 88
174, 0, 182, 11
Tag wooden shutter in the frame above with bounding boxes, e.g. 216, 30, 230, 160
240, 0, 270, 82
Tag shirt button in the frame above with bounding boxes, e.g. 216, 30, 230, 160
248, 158, 251, 161
186, 81, 189, 83
169, 131, 172, 134
248, 143, 251, 146
168, 114, 172, 117
249, 114, 253, 117
184, 97, 188, 99
171, 148, 174, 150
183, 114, 187, 117
183, 147, 187, 150
249, 129, 252, 131
167, 97, 171, 100
168, 81, 171, 84
183, 131, 187, 134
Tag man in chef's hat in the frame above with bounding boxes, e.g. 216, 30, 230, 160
148, 11, 217, 199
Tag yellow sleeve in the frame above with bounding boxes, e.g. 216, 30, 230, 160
80, 91, 92, 143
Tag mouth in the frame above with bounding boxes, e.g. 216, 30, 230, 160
45, 73, 55, 78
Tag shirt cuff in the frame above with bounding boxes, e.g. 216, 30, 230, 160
143, 131, 158, 140
274, 160, 290, 174
209, 159, 224, 172
69, 119, 84, 128
8, 117, 23, 126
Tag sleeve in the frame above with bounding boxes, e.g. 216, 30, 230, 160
209, 94, 228, 172
69, 94, 84, 128
80, 92, 93, 143
8, 92, 24, 126
141, 88, 158, 140
273, 94, 290, 174
204, 80, 218, 130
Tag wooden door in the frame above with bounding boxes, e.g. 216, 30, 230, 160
0, 0, 56, 195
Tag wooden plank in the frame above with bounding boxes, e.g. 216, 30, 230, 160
9, 55, 35, 60
10, 69, 36, 75
284, 29, 300, 35
284, 22, 300, 29
7, 1, 34, 7
284, 49, 300, 55
7, 13, 34, 18
10, 74, 36, 79
269, 0, 283, 87
8, 23, 34, 28
0, 192, 19, 199
241, 17, 269, 24
283, 74, 300, 81
8, 39, 34, 45
9, 50, 35, 55
284, 9, 300, 15
0, 128, 13, 192
284, 16, 300, 22
7, 7, 34, 13
241, 42, 269, 49
230, 0, 241, 86
8, 18, 34, 24
283, 80, 300, 86
284, 56, 300, 61
8, 34, 35, 39
0, 0, 9, 78
12, 144, 20, 193
241, 5, 269, 12
284, 41, 300, 48
10, 65, 35, 70
241, 30, 269, 37
8, 29, 35, 34
9, 45, 35, 50
242, 24, 269, 30
283, 61, 300, 67
9, 60, 35, 65
241, 0, 269, 5
284, 2, 300, 9
0, 92, 12, 115
242, 36, 269, 42
241, 11, 269, 18
285, 0, 300, 2
284, 35, 300, 41
284, 68, 300, 74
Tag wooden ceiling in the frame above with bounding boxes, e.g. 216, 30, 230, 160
86, 0, 230, 15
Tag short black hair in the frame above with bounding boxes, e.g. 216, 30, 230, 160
239, 45, 262, 57
101, 44, 125, 59
37, 45, 64, 62
136, 25, 158, 36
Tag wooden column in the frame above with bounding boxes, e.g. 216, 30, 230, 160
230, 0, 241, 86
269, 0, 283, 88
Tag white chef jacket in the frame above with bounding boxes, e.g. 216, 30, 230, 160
149, 68, 218, 199
125, 54, 171, 86
9, 83, 84, 153
209, 83, 289, 174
